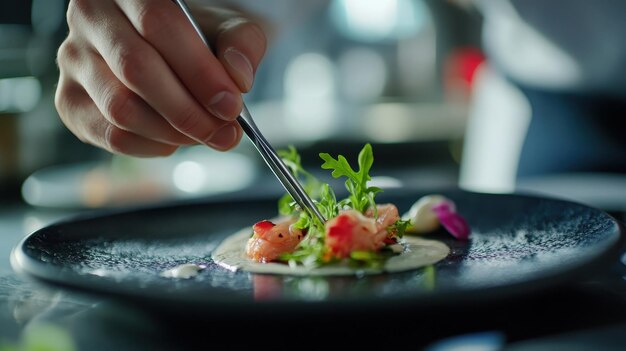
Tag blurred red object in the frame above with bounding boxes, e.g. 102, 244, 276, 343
443, 46, 486, 104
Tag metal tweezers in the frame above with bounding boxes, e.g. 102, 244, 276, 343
173, 0, 327, 225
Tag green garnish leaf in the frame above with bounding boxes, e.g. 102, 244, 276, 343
350, 250, 379, 261
277, 145, 323, 217
293, 211, 311, 230
349, 250, 386, 269
275, 143, 402, 269
278, 193, 295, 216
278, 145, 320, 196
319, 143, 379, 213
317, 183, 339, 220
389, 219, 411, 238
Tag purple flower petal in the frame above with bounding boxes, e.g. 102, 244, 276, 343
432, 201, 471, 240
431, 200, 455, 214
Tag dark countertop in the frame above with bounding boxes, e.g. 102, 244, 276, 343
1, 193, 626, 350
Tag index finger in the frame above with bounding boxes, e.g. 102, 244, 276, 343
114, 0, 244, 121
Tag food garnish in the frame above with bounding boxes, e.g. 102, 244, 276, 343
403, 195, 470, 240
244, 143, 469, 270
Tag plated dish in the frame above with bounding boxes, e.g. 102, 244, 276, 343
212, 144, 468, 276
10, 145, 623, 315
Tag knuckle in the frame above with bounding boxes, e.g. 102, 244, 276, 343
54, 82, 70, 121
102, 87, 134, 129
112, 43, 147, 86
54, 79, 69, 114
54, 81, 90, 144
66, 0, 92, 30
54, 77, 80, 119
248, 22, 268, 54
104, 124, 130, 154
56, 39, 80, 67
174, 106, 205, 137
216, 19, 267, 58
135, 2, 173, 40
238, 21, 267, 46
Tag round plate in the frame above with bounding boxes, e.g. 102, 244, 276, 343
10, 188, 623, 317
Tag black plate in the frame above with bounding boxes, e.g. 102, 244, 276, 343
10, 188, 623, 317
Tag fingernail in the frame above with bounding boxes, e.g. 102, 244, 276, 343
207, 91, 240, 121
207, 124, 238, 150
224, 47, 254, 91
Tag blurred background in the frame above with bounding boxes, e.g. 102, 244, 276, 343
1, 0, 624, 218
0, 0, 485, 210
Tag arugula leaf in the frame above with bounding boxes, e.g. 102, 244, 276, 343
319, 143, 379, 213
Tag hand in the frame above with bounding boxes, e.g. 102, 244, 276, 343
55, 0, 267, 157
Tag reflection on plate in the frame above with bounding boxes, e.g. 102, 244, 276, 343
11, 188, 623, 317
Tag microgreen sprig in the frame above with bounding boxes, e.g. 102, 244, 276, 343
277, 146, 322, 216
319, 143, 382, 213
277, 143, 394, 268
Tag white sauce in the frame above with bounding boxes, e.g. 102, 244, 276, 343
211, 227, 450, 276
160, 263, 205, 279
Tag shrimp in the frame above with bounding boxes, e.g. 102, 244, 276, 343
245, 218, 305, 263
367, 203, 400, 232
325, 204, 400, 259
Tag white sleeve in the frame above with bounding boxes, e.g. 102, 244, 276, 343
476, 0, 626, 97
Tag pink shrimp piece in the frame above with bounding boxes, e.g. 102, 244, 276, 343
245, 218, 305, 263
326, 204, 401, 259
366, 203, 400, 232
324, 210, 381, 259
